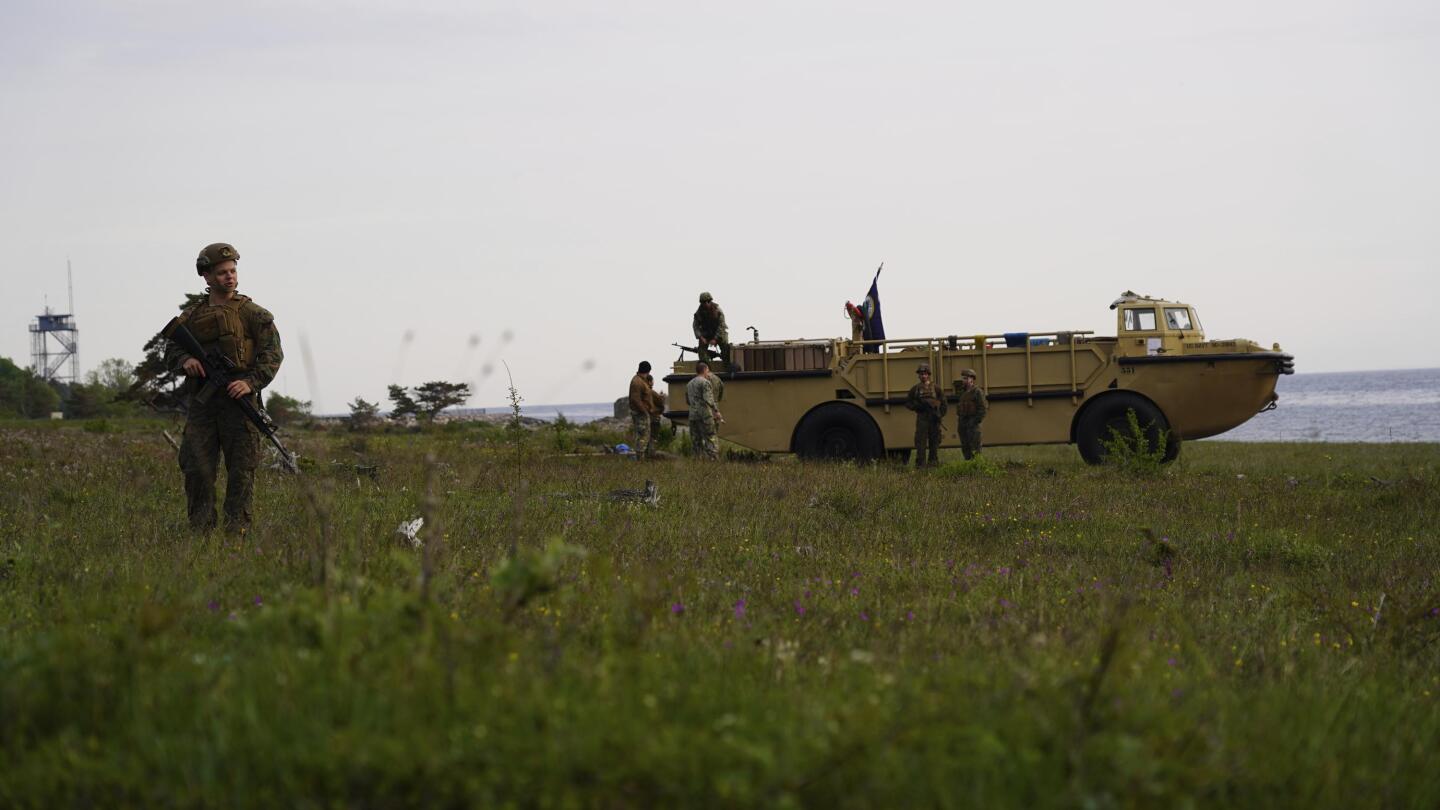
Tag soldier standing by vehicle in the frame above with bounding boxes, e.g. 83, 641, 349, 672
643, 372, 665, 450
905, 363, 946, 467
164, 242, 284, 533
628, 361, 658, 457
686, 361, 722, 460
693, 292, 731, 365
955, 368, 988, 460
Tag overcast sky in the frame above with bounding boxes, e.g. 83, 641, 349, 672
3, 0, 1436, 412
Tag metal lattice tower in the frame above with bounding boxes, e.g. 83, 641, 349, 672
30, 310, 79, 384
29, 261, 80, 384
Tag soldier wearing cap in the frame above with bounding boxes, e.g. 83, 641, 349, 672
954, 368, 988, 460
685, 361, 723, 460
163, 242, 284, 533
692, 292, 731, 366
905, 363, 947, 467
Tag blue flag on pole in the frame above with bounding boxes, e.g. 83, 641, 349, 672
860, 263, 885, 351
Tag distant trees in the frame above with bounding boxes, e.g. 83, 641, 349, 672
0, 358, 61, 418
88, 358, 136, 392
64, 358, 141, 418
387, 385, 419, 420
347, 397, 381, 430
264, 392, 312, 427
388, 381, 471, 421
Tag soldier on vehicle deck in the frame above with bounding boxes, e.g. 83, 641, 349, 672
693, 292, 731, 365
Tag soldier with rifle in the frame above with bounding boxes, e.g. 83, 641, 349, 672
692, 292, 731, 365
905, 363, 947, 468
162, 242, 288, 533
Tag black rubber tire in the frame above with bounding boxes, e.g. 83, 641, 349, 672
794, 403, 885, 462
1075, 393, 1181, 465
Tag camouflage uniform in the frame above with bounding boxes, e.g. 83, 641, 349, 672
905, 368, 947, 467
643, 373, 665, 448
628, 372, 657, 456
165, 289, 283, 533
954, 371, 988, 460
685, 373, 720, 460
693, 293, 731, 365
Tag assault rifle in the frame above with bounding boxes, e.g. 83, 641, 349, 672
161, 317, 299, 474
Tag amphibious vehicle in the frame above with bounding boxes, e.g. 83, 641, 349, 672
664, 292, 1293, 464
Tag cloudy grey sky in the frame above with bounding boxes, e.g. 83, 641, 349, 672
3, 0, 1436, 412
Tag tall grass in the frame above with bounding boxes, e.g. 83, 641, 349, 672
1, 419, 1437, 807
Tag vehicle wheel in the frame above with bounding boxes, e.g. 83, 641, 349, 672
1075, 393, 1179, 465
794, 404, 884, 462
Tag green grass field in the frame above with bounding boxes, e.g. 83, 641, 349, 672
2, 419, 1437, 808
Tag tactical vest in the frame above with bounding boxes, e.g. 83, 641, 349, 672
695, 303, 721, 334
180, 296, 257, 370
918, 382, 940, 406
957, 388, 984, 417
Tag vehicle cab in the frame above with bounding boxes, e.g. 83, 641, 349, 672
1111, 291, 1204, 357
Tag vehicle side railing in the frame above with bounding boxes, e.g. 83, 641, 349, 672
841, 330, 1096, 412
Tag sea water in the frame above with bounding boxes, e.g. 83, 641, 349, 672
1215, 367, 1440, 443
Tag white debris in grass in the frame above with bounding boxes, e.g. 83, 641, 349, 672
396, 517, 424, 548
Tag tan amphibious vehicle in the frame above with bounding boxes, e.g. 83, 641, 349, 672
665, 292, 1294, 464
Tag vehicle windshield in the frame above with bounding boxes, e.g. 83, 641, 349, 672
1124, 308, 1157, 331
1165, 307, 1193, 330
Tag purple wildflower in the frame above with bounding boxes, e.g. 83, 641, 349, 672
733, 599, 747, 619
670, 602, 685, 615
794, 601, 806, 616
1167, 657, 1178, 667
860, 611, 869, 621
253, 595, 263, 607
207, 600, 220, 613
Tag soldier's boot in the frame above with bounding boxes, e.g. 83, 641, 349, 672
184, 472, 219, 532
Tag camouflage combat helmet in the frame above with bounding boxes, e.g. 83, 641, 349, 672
916, 363, 931, 374
196, 242, 240, 275
699, 292, 713, 303
959, 368, 977, 379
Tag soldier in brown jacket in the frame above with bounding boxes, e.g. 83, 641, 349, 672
163, 242, 284, 533
643, 372, 666, 449
628, 361, 658, 457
